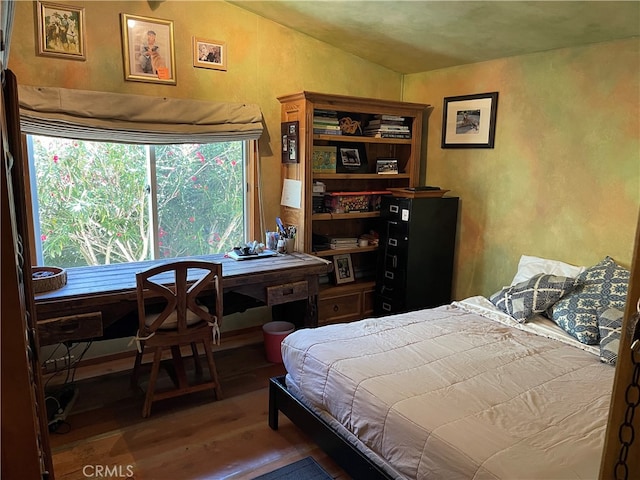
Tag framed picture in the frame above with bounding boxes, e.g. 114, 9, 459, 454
193, 37, 227, 71
312, 146, 337, 173
281, 121, 299, 164
121, 13, 176, 85
333, 253, 355, 285
376, 158, 398, 174
36, 1, 85, 60
441, 92, 499, 148
336, 143, 368, 173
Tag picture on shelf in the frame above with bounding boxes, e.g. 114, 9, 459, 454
312, 146, 337, 173
376, 158, 399, 174
336, 143, 368, 173
333, 253, 355, 285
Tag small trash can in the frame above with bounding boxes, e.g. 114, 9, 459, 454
262, 321, 295, 363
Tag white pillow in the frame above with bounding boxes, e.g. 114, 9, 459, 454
510, 255, 586, 286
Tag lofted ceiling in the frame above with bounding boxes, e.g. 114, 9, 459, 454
227, 1, 640, 74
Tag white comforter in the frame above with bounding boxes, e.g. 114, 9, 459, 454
281, 301, 614, 479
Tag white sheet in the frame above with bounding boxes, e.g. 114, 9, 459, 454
282, 302, 613, 479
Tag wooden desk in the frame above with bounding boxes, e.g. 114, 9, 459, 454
34, 252, 332, 346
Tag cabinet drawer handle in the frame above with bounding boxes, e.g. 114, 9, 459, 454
388, 238, 397, 247
390, 205, 399, 213
382, 302, 392, 312
385, 271, 395, 280
333, 305, 339, 312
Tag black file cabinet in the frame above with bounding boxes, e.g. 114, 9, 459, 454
375, 195, 459, 315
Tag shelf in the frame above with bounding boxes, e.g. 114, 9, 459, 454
319, 279, 376, 294
313, 245, 378, 257
312, 212, 380, 220
313, 134, 412, 144
313, 173, 411, 180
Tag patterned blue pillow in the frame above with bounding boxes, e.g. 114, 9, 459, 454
489, 273, 581, 323
548, 257, 630, 345
597, 307, 623, 365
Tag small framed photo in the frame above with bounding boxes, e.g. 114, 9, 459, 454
441, 92, 499, 148
336, 143, 368, 173
193, 37, 227, 71
121, 13, 176, 85
333, 253, 355, 285
281, 121, 299, 164
376, 158, 398, 174
36, 1, 86, 60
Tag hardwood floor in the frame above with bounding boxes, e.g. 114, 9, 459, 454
45, 339, 351, 480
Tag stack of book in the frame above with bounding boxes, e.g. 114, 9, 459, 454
363, 114, 411, 139
313, 109, 342, 136
328, 236, 359, 250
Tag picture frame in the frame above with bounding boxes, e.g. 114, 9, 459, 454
333, 253, 355, 285
192, 37, 227, 71
121, 13, 176, 85
441, 92, 499, 148
312, 145, 337, 173
281, 121, 299, 164
36, 1, 85, 60
376, 158, 398, 174
336, 142, 368, 173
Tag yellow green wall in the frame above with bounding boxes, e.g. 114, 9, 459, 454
8, 1, 640, 309
8, 0, 402, 237
403, 38, 640, 299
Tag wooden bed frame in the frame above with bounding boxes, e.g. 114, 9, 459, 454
268, 375, 394, 480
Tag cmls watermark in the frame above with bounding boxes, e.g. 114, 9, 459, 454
82, 465, 135, 478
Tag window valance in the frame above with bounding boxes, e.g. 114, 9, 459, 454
18, 85, 264, 144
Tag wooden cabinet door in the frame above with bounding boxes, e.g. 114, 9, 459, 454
1, 69, 54, 479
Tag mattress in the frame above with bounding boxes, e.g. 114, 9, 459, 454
281, 300, 614, 479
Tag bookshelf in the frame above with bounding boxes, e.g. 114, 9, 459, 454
277, 91, 429, 325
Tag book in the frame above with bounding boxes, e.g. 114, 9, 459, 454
364, 125, 409, 132
375, 114, 405, 122
313, 129, 342, 135
363, 131, 411, 139
366, 119, 406, 128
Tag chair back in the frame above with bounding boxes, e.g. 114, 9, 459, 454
135, 260, 223, 337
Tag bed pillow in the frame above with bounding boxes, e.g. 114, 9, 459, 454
489, 273, 581, 323
597, 307, 623, 365
548, 256, 630, 345
511, 255, 586, 286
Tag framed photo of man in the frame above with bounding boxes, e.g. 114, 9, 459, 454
193, 37, 227, 71
36, 1, 86, 60
121, 14, 176, 85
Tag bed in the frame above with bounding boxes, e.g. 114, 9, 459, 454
268, 256, 629, 479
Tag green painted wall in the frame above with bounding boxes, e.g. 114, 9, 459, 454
8, 0, 402, 241
8, 2, 640, 314
403, 38, 640, 299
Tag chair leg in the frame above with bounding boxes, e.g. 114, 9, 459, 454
170, 345, 188, 390
143, 347, 163, 418
131, 347, 144, 390
203, 339, 222, 400
191, 342, 202, 376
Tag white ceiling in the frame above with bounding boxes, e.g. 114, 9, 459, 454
228, 1, 640, 74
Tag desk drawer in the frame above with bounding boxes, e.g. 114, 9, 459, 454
38, 312, 103, 346
266, 281, 309, 306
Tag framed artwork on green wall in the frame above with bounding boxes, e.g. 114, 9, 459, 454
441, 92, 499, 148
36, 1, 86, 61
121, 13, 176, 85
193, 37, 227, 71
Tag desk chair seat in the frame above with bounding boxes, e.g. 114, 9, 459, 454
131, 260, 223, 417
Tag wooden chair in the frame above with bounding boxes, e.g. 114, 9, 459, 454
131, 260, 223, 417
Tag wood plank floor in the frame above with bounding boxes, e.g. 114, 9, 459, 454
46, 341, 351, 480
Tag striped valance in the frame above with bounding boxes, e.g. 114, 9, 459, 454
18, 85, 264, 144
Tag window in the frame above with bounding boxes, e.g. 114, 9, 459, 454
28, 135, 248, 267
